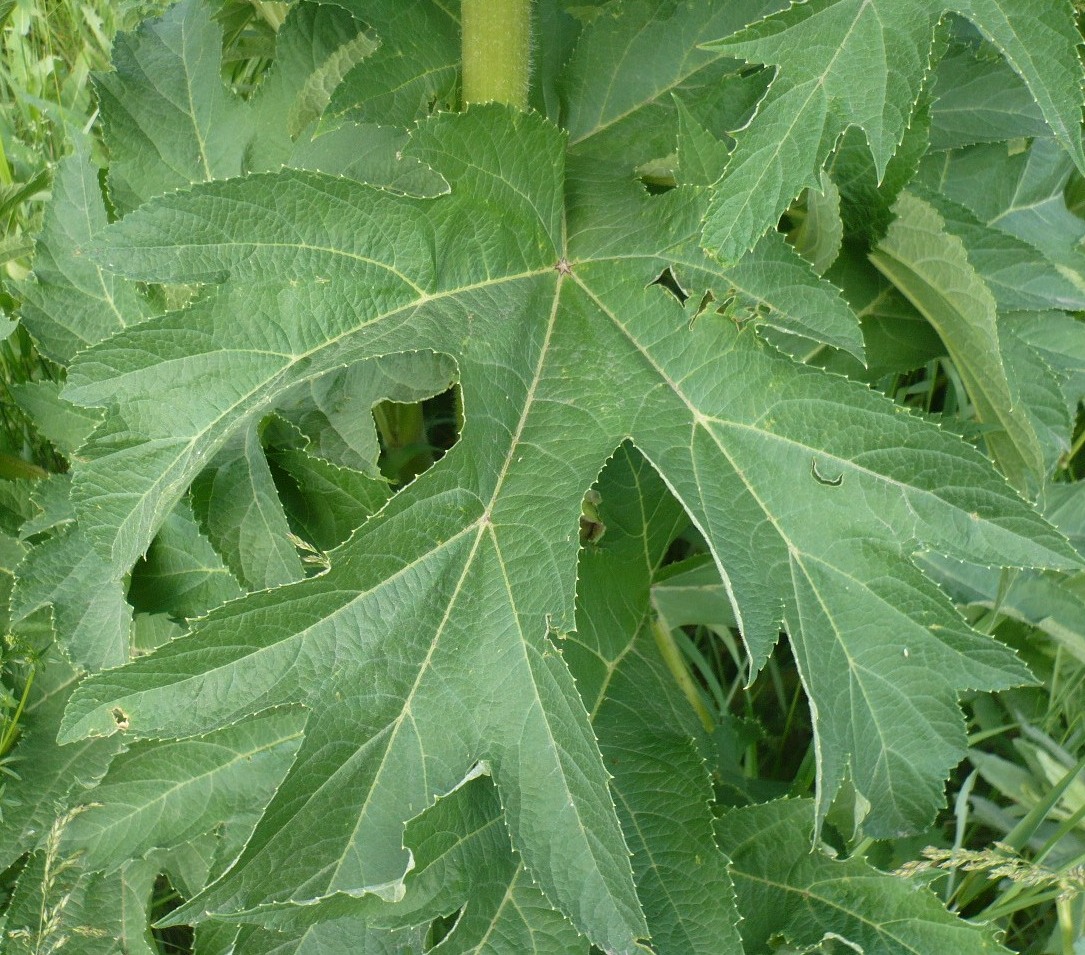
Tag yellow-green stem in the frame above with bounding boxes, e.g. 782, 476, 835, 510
461, 0, 531, 108
651, 620, 714, 733
0, 664, 34, 757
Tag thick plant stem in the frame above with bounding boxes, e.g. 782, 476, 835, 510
461, 0, 531, 108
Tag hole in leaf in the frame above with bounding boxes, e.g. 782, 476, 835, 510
110, 707, 130, 730
376, 384, 461, 488
650, 267, 688, 304
150, 872, 195, 954
424, 907, 463, 949
579, 488, 606, 545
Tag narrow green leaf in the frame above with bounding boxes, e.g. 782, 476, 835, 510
871, 190, 1046, 493
787, 170, 843, 275
568, 446, 743, 955
191, 422, 305, 592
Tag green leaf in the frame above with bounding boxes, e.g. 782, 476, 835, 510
8, 381, 99, 456
786, 170, 843, 275
930, 39, 1052, 150
566, 446, 743, 954
562, 0, 777, 168
236, 773, 592, 952
924, 555, 1085, 664
571, 159, 866, 360
0, 652, 122, 873
922, 188, 1085, 314
269, 447, 389, 553
62, 709, 305, 873
702, 0, 1085, 262
180, 446, 738, 953
2, 849, 161, 955
325, 0, 461, 127
11, 523, 131, 671
232, 920, 425, 955
9, 2, 1082, 943
245, 1, 376, 157
96, 0, 251, 213
127, 500, 243, 620
17, 139, 152, 363
717, 799, 1010, 954
1014, 311, 1085, 415
20, 474, 75, 539
920, 137, 1085, 278
871, 189, 1046, 493
279, 352, 457, 475
53, 108, 1076, 949
817, 246, 944, 379
191, 422, 305, 592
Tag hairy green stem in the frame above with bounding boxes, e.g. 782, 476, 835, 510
461, 0, 531, 108
651, 620, 714, 733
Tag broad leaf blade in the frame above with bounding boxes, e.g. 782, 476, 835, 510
718, 799, 1010, 954
96, 0, 251, 212
562, 0, 778, 168
56, 108, 1077, 947
325, 0, 460, 127
18, 140, 151, 363
62, 709, 305, 873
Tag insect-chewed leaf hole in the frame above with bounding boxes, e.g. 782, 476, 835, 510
149, 873, 194, 951
650, 267, 689, 304
375, 383, 462, 489
110, 707, 130, 730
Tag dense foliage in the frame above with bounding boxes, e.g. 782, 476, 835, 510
2, 0, 1085, 952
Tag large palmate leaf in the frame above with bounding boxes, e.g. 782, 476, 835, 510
702, 0, 1085, 262
53, 96, 1079, 954
8, 0, 1084, 949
